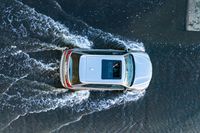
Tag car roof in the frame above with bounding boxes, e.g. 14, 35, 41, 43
79, 54, 126, 85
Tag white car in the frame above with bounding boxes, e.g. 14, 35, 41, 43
60, 48, 152, 91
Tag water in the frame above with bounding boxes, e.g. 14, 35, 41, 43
0, 0, 200, 133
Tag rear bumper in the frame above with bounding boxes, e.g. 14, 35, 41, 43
59, 50, 73, 89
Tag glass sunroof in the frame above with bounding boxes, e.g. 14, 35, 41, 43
101, 60, 122, 79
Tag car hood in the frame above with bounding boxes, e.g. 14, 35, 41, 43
131, 52, 152, 89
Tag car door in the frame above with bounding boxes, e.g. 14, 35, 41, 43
73, 84, 125, 90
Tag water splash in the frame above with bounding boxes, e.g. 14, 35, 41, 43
0, 79, 90, 130
0, 50, 58, 78
1, 0, 92, 49
50, 90, 145, 132
0, 1, 146, 132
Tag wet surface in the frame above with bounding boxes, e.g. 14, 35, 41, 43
0, 0, 200, 133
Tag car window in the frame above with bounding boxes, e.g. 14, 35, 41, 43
80, 50, 126, 55
69, 56, 73, 82
81, 84, 125, 90
69, 53, 82, 85
124, 54, 134, 87
82, 84, 113, 88
101, 60, 122, 79
111, 85, 125, 90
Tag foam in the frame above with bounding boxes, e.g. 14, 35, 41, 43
1, 0, 92, 49
0, 1, 146, 131
0, 87, 90, 131
50, 90, 145, 132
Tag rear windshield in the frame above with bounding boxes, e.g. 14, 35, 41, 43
69, 53, 82, 85
101, 60, 122, 79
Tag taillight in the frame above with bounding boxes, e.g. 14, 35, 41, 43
63, 50, 73, 89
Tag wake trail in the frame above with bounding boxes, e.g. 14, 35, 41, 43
50, 90, 145, 132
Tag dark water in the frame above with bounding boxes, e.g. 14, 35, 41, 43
1, 0, 200, 133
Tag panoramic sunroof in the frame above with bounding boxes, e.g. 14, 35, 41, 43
101, 60, 122, 79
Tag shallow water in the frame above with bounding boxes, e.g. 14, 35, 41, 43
0, 0, 200, 133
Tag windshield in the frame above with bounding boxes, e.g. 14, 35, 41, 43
124, 54, 134, 87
